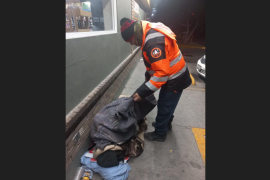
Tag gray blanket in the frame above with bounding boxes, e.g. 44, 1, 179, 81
90, 94, 157, 150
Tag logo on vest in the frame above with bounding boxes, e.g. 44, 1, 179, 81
151, 47, 162, 58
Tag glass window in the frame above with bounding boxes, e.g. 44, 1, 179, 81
66, 0, 116, 37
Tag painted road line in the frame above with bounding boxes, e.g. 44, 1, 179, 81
186, 87, 205, 91
190, 73, 196, 85
191, 128, 205, 164
179, 44, 205, 49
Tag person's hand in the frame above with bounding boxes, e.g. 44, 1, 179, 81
133, 93, 142, 101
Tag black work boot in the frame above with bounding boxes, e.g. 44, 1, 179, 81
144, 131, 166, 142
152, 122, 172, 131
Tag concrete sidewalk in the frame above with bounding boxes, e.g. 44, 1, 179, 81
93, 50, 205, 180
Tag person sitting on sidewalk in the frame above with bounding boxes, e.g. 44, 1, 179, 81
119, 17, 192, 142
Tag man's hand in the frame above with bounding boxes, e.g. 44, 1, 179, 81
133, 93, 142, 101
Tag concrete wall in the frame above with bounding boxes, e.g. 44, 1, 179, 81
66, 0, 134, 115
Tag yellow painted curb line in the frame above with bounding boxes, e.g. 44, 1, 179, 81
179, 44, 205, 49
191, 128, 205, 164
190, 73, 195, 85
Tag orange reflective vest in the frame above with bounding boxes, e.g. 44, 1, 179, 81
136, 21, 191, 98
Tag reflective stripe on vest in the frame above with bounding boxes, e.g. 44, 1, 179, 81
147, 52, 182, 75
151, 75, 169, 82
145, 81, 159, 91
146, 65, 186, 91
170, 52, 182, 67
168, 64, 187, 80
144, 32, 165, 46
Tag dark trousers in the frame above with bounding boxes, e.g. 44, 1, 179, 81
155, 87, 183, 135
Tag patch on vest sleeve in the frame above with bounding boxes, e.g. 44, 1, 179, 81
147, 44, 166, 64
151, 47, 162, 58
